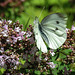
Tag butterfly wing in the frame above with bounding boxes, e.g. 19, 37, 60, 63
33, 17, 47, 53
40, 13, 67, 49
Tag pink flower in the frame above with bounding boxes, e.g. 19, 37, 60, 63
1, 30, 8, 37
8, 20, 12, 24
14, 27, 21, 32
6, 38, 13, 43
47, 62, 56, 68
16, 61, 20, 65
50, 50, 55, 56
0, 47, 4, 53
12, 35, 18, 44
0, 21, 2, 24
19, 31, 26, 40
44, 57, 48, 61
28, 37, 35, 44
3, 24, 8, 30
26, 31, 32, 37
71, 25, 75, 31
17, 36, 22, 40
21, 36, 24, 40
3, 34, 8, 37
66, 28, 69, 32
19, 31, 26, 36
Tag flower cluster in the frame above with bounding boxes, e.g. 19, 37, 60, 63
0, 20, 56, 74
61, 25, 75, 63
0, 20, 36, 74
62, 26, 75, 50
0, 19, 75, 74
0, 54, 20, 69
0, 20, 25, 53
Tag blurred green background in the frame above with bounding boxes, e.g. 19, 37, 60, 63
0, 0, 75, 30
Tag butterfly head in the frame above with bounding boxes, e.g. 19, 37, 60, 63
33, 16, 39, 25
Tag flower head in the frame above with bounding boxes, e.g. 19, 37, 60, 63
49, 50, 55, 56
47, 62, 56, 68
71, 25, 75, 31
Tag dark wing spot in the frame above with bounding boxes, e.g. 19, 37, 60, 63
56, 21, 59, 24
56, 27, 58, 30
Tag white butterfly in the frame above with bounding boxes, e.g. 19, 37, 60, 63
33, 13, 67, 53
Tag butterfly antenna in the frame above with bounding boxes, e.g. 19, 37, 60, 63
25, 11, 35, 19
38, 6, 45, 19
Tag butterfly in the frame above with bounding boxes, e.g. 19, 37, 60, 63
33, 13, 67, 53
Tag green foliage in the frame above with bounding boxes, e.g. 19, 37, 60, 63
61, 49, 72, 55
0, 0, 75, 75
0, 0, 75, 29
70, 63, 75, 71
19, 58, 26, 65
58, 49, 72, 59
59, 53, 66, 59
34, 70, 41, 75
0, 68, 6, 75
16, 0, 75, 29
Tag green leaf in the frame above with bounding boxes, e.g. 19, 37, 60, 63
62, 49, 72, 55
52, 69, 58, 75
59, 53, 66, 59
59, 49, 72, 59
58, 65, 65, 71
42, 72, 47, 75
19, 58, 25, 65
0, 68, 6, 75
51, 55, 57, 61
34, 70, 41, 75
70, 63, 75, 71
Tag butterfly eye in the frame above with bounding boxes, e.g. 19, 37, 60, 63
56, 21, 59, 24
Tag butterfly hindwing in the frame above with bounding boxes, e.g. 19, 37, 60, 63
34, 18, 47, 53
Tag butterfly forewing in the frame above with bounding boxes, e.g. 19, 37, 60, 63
40, 13, 67, 49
